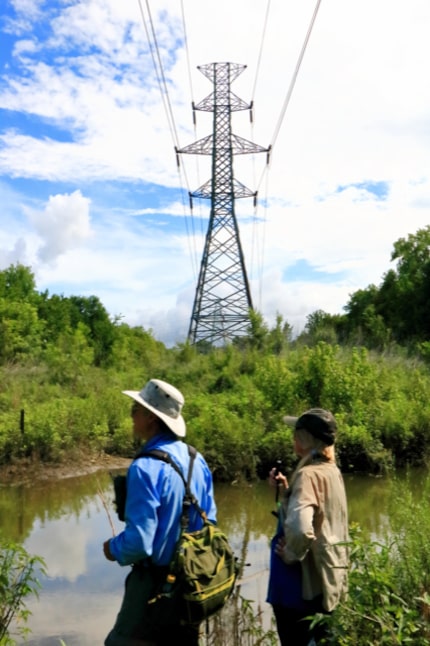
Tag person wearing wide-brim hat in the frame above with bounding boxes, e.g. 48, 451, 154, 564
267, 408, 349, 646
103, 379, 217, 646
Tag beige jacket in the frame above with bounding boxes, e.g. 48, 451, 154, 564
280, 460, 349, 612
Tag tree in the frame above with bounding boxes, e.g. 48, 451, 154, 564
245, 309, 269, 350
68, 295, 117, 366
342, 227, 430, 346
0, 264, 37, 302
0, 299, 43, 362
387, 227, 430, 341
299, 310, 346, 346
37, 292, 74, 342
267, 313, 292, 355
343, 288, 391, 349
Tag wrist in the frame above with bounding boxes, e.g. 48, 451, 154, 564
103, 539, 116, 561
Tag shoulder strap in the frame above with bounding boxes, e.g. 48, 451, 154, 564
138, 444, 206, 525
142, 448, 188, 486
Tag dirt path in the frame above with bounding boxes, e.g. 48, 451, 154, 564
0, 453, 131, 486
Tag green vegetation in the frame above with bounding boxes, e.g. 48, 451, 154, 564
2, 225, 430, 644
300, 226, 430, 355
0, 540, 45, 645
2, 328, 430, 476
210, 473, 430, 645
204, 595, 279, 645
325, 473, 430, 644
2, 228, 430, 477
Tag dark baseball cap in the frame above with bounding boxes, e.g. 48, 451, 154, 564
283, 408, 337, 446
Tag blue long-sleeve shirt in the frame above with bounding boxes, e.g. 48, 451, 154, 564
109, 435, 217, 567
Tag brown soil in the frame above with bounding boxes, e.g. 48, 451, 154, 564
0, 452, 131, 486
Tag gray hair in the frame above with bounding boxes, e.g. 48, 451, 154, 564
287, 428, 336, 491
295, 428, 334, 456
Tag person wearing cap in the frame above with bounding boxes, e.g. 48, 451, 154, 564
103, 378, 217, 646
267, 408, 349, 646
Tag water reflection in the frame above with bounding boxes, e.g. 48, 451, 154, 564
1, 472, 126, 646
0, 468, 425, 645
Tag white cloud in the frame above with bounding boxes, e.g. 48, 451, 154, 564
27, 515, 90, 581
25, 190, 92, 263
1, 0, 429, 343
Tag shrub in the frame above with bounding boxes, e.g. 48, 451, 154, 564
0, 540, 45, 644
327, 474, 430, 645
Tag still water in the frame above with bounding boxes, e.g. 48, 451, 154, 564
0, 466, 426, 645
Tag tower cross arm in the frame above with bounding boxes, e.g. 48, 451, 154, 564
194, 91, 251, 112
191, 178, 257, 200
178, 133, 268, 157
230, 134, 269, 155
178, 134, 214, 155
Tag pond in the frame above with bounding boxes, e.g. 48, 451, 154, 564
1, 466, 426, 645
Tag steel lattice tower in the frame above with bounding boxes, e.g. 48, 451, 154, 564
178, 62, 268, 346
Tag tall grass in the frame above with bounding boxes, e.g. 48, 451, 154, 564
327, 473, 430, 644
0, 540, 45, 645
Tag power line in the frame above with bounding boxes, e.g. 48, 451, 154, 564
180, 0, 195, 108
247, 0, 271, 293
179, 0, 206, 273
136, 0, 200, 279
270, 0, 323, 152
257, 0, 323, 193
137, 0, 180, 149
250, 0, 272, 105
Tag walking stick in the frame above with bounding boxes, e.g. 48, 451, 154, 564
272, 459, 283, 517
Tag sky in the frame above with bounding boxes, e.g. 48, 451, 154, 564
1, 0, 430, 346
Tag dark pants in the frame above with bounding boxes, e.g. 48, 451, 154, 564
105, 565, 200, 646
272, 599, 330, 646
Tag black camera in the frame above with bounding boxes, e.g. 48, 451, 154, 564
273, 459, 282, 476
111, 473, 127, 522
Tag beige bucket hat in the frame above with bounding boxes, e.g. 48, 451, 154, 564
122, 378, 186, 437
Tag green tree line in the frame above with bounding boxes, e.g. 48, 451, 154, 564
1, 225, 430, 477
300, 226, 430, 357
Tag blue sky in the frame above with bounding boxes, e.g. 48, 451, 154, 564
1, 0, 430, 345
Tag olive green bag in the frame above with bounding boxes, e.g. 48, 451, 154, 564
146, 445, 239, 624
175, 518, 239, 623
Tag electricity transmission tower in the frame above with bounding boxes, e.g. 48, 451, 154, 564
178, 62, 268, 346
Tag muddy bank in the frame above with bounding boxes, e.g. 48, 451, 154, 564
0, 452, 131, 486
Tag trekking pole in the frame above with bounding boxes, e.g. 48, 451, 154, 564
275, 460, 282, 503
96, 478, 117, 537
271, 460, 283, 517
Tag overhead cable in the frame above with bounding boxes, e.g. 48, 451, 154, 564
137, 0, 180, 149
137, 0, 198, 278
180, 0, 195, 108
250, 0, 271, 105
269, 0, 323, 151
179, 0, 208, 276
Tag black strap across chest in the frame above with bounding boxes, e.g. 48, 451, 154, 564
136, 444, 206, 528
